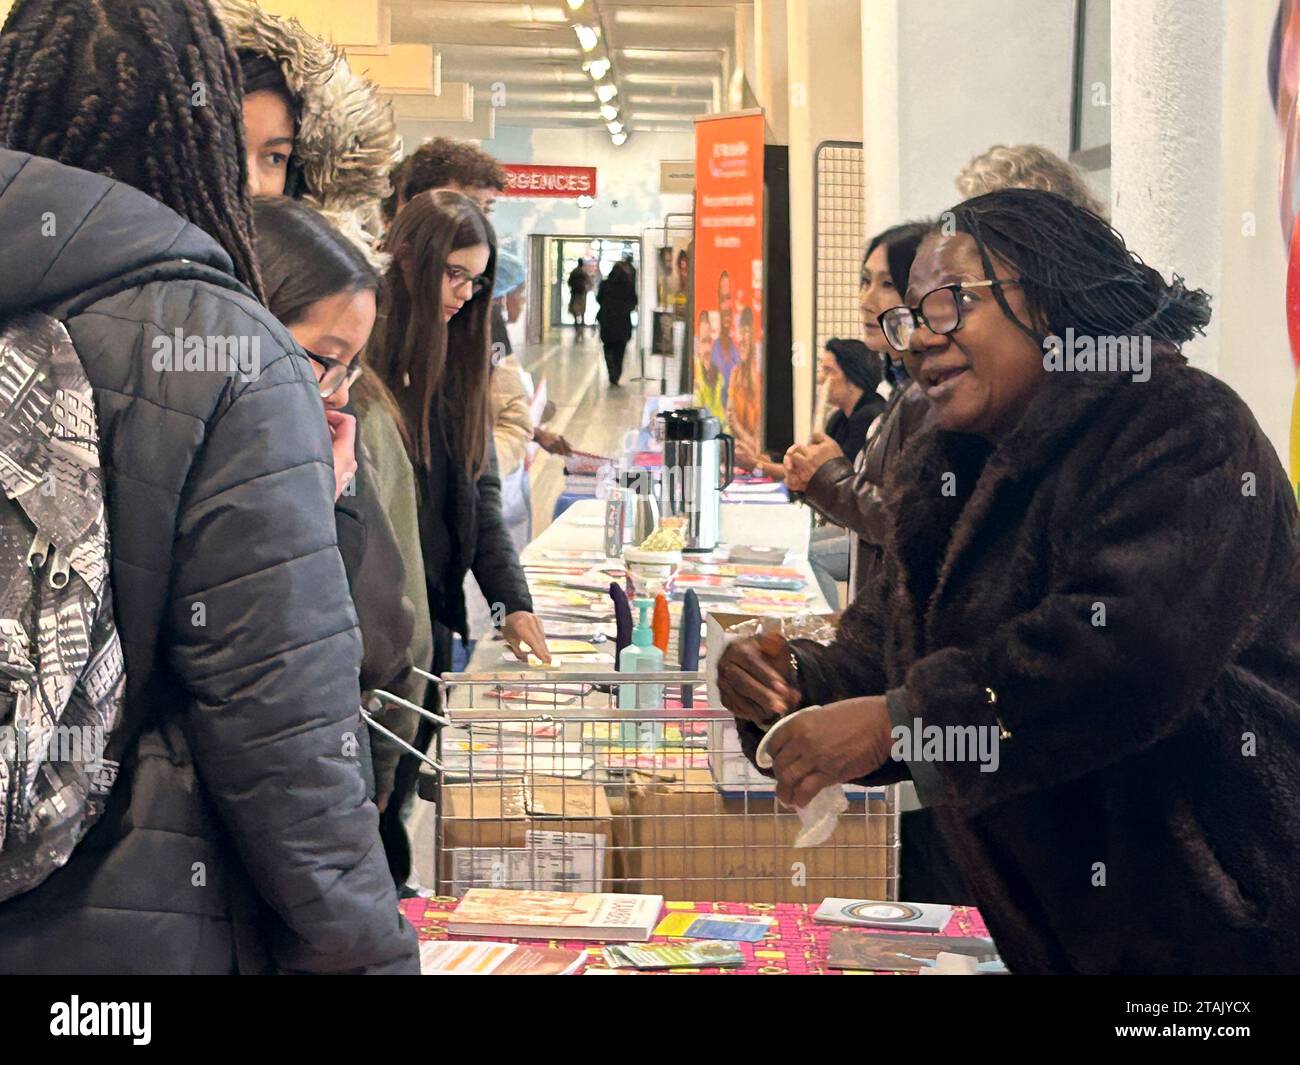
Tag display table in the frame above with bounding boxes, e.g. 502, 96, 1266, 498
460, 495, 828, 674
523, 496, 815, 570
401, 897, 990, 975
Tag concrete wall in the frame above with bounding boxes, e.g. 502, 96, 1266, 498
862, 0, 1077, 228
786, 0, 866, 439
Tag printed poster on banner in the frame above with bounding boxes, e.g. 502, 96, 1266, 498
693, 111, 765, 443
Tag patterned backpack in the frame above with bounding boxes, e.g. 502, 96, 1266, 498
0, 309, 125, 902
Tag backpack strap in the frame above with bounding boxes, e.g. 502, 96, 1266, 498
45, 258, 253, 322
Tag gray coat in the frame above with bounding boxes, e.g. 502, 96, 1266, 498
0, 149, 418, 974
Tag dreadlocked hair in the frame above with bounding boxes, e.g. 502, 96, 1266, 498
0, 0, 263, 300
944, 187, 1211, 348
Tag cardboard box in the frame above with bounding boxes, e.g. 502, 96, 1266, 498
439, 776, 613, 894
612, 769, 895, 904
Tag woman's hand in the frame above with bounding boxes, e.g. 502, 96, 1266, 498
783, 447, 810, 492
717, 634, 800, 725
325, 409, 358, 501
765, 696, 894, 809
502, 611, 552, 664
785, 431, 843, 491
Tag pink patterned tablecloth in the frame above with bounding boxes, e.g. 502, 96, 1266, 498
401, 896, 991, 975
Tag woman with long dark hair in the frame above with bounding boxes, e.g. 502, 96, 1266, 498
0, 0, 416, 973
253, 196, 432, 825
372, 190, 545, 660
720, 188, 1300, 974
785, 221, 932, 600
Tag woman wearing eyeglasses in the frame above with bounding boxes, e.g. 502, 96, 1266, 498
718, 188, 1300, 973
253, 197, 433, 834
369, 189, 550, 668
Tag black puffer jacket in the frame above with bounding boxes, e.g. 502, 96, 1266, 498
0, 150, 418, 974
741, 349, 1300, 974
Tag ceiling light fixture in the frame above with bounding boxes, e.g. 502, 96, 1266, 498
574, 24, 599, 51
611, 131, 628, 146
566, 0, 586, 11
599, 103, 618, 122
606, 120, 624, 135
586, 57, 611, 80
595, 82, 617, 103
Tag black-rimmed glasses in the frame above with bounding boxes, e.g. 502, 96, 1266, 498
445, 264, 491, 297
877, 280, 1021, 351
305, 350, 363, 400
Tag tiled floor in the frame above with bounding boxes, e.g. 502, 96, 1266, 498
518, 331, 666, 536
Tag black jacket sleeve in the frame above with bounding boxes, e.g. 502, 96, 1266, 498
165, 329, 418, 975
732, 561, 903, 785
469, 440, 534, 617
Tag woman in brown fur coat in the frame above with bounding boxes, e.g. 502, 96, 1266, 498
718, 188, 1300, 975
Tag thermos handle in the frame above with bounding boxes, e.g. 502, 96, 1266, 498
718, 432, 735, 489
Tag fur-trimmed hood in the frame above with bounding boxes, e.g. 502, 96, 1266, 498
213, 0, 400, 266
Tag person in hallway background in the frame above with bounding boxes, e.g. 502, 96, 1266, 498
568, 258, 593, 339
0, 0, 416, 974
216, 0, 400, 263
719, 188, 1300, 974
596, 259, 639, 386
252, 196, 432, 827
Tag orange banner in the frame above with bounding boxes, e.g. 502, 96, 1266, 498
693, 112, 765, 445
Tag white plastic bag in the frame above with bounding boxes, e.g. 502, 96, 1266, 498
754, 707, 849, 847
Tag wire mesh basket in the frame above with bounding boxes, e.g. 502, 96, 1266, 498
367, 670, 900, 904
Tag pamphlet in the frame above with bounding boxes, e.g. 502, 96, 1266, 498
652, 912, 774, 942
814, 898, 954, 933
602, 940, 745, 970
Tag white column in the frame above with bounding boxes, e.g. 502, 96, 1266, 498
860, 0, 903, 237
786, 0, 865, 441
1110, 0, 1226, 372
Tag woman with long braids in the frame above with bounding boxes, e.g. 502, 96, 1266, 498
718, 188, 1300, 973
0, 0, 417, 973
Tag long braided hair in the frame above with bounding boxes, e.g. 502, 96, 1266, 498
945, 187, 1210, 347
0, 0, 263, 299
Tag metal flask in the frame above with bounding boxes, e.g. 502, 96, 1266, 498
619, 468, 659, 545
656, 408, 735, 551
